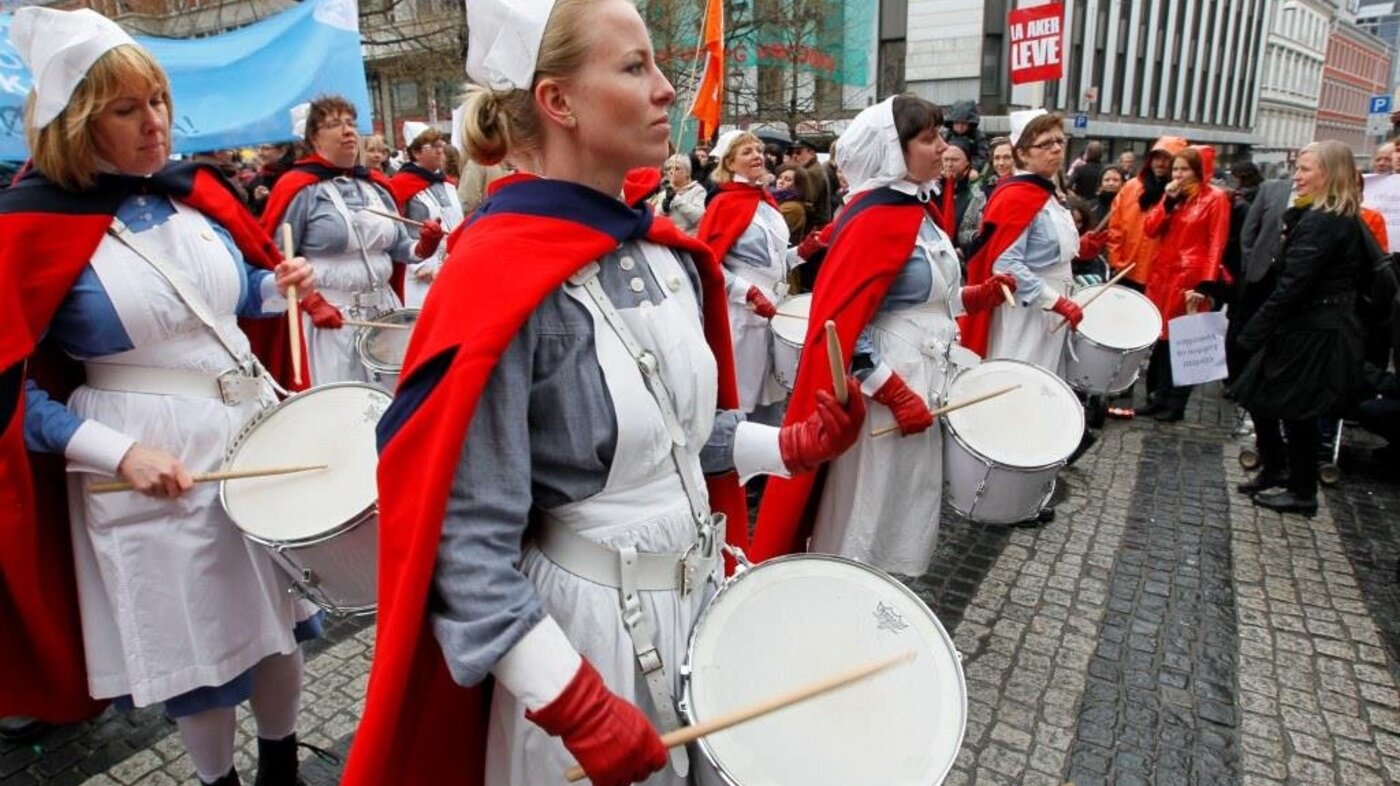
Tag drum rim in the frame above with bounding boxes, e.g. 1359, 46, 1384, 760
238, 505, 378, 549
220, 382, 388, 540
354, 307, 419, 372
769, 294, 812, 344
941, 358, 1086, 470
680, 553, 968, 784
1071, 284, 1163, 350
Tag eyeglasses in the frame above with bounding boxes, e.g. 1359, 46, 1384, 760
1029, 137, 1068, 151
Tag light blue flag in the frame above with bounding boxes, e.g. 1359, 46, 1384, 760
0, 0, 372, 161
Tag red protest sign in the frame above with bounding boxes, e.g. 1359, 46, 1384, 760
1009, 3, 1065, 85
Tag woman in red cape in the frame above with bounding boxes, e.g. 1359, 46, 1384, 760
751, 95, 1015, 570
1, 9, 319, 784
696, 130, 795, 415
341, 2, 863, 785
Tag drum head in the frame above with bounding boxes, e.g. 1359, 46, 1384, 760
685, 555, 965, 785
770, 294, 812, 344
943, 359, 1084, 468
356, 308, 419, 372
1072, 285, 1161, 350
222, 384, 388, 543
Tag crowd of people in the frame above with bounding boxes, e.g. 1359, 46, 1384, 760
2, 1, 1397, 785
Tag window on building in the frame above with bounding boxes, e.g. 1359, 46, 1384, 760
392, 80, 420, 114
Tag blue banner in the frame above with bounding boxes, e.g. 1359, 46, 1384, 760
0, 0, 372, 161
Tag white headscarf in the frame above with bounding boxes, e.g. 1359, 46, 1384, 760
465, 0, 557, 90
289, 102, 311, 140
1009, 108, 1048, 149
710, 129, 745, 171
10, 7, 138, 130
835, 96, 926, 199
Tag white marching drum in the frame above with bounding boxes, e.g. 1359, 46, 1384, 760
355, 308, 419, 392
1065, 285, 1162, 394
941, 359, 1084, 524
220, 383, 389, 615
769, 294, 812, 391
682, 554, 966, 786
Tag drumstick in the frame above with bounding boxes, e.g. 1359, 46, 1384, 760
343, 318, 413, 330
870, 383, 1022, 438
1050, 263, 1136, 334
1000, 283, 1016, 308
89, 464, 328, 495
773, 308, 806, 319
361, 206, 425, 228
824, 321, 847, 406
563, 650, 915, 783
281, 223, 303, 387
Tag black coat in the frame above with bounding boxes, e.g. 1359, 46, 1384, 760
1231, 206, 1367, 419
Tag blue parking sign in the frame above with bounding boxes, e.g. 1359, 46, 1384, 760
1370, 95, 1392, 115
1073, 113, 1089, 129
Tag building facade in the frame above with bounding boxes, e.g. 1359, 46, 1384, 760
1315, 19, 1392, 156
1256, 0, 1335, 170
893, 0, 1275, 163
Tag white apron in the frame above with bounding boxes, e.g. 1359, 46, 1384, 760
986, 198, 1079, 375
725, 202, 790, 412
810, 218, 962, 576
404, 185, 464, 308
66, 203, 304, 706
304, 179, 403, 385
485, 243, 721, 786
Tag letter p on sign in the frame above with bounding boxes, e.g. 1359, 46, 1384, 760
1009, 3, 1066, 85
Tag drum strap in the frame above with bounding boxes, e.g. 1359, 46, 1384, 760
105, 220, 283, 397
569, 258, 720, 778
321, 179, 391, 315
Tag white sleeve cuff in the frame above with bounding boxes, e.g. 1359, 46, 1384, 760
1037, 286, 1061, 308
949, 286, 967, 318
64, 420, 137, 476
785, 246, 804, 268
729, 274, 753, 303
259, 275, 287, 313
860, 363, 895, 397
490, 616, 582, 712
732, 421, 791, 483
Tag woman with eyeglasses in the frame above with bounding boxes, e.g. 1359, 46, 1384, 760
962, 110, 1089, 373
261, 95, 444, 385
389, 125, 458, 308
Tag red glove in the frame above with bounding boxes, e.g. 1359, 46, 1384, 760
525, 659, 667, 786
778, 377, 866, 474
1077, 230, 1107, 259
960, 273, 1018, 313
871, 372, 934, 436
1050, 296, 1084, 331
796, 229, 827, 262
746, 286, 777, 319
299, 291, 344, 329
413, 218, 445, 259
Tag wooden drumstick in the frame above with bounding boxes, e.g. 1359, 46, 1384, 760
1000, 283, 1016, 308
870, 383, 1022, 438
281, 223, 303, 386
362, 206, 425, 228
824, 321, 847, 406
1050, 263, 1135, 334
563, 650, 915, 783
90, 464, 328, 495
773, 308, 806, 319
343, 318, 413, 330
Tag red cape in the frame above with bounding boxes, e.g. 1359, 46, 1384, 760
257, 154, 404, 311
341, 175, 748, 786
0, 162, 285, 722
958, 175, 1055, 356
751, 188, 939, 561
387, 163, 442, 213
622, 166, 662, 208
696, 181, 779, 265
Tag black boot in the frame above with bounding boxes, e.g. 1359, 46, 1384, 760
255, 734, 303, 786
1237, 468, 1289, 495
1252, 488, 1318, 517
203, 768, 240, 786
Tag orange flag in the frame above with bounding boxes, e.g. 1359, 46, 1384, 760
689, 0, 724, 141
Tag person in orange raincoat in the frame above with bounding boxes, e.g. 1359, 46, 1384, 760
1105, 136, 1189, 290
1139, 145, 1231, 421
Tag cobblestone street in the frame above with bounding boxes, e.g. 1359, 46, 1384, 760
4, 383, 1398, 785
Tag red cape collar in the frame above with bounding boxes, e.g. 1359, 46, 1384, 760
696, 181, 779, 264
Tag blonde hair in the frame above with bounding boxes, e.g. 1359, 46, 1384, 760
460, 0, 594, 165
27, 44, 171, 192
711, 131, 762, 185
1299, 141, 1360, 217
